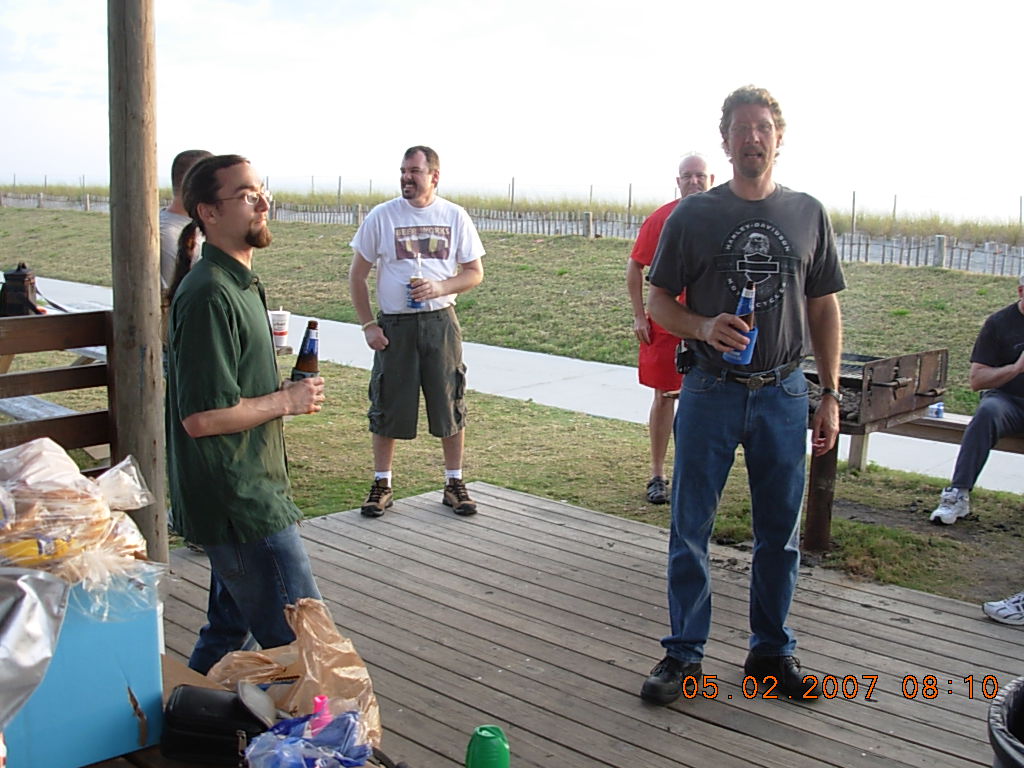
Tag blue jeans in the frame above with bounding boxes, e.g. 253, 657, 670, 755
951, 389, 1024, 490
189, 523, 322, 674
662, 364, 808, 663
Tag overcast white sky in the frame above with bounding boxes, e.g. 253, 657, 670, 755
1, 0, 1021, 220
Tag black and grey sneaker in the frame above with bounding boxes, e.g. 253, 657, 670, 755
743, 653, 816, 701
640, 655, 702, 705
646, 476, 669, 504
361, 479, 393, 517
442, 479, 477, 516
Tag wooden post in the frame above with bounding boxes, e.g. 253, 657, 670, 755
584, 211, 594, 240
803, 440, 839, 552
107, 0, 168, 562
850, 190, 856, 237
847, 433, 869, 472
933, 234, 947, 268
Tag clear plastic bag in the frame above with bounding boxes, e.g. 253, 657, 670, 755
0, 439, 113, 571
67, 560, 164, 622
0, 438, 158, 593
94, 455, 155, 511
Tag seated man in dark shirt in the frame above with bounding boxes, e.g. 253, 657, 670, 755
930, 275, 1024, 526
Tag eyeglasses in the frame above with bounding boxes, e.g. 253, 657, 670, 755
728, 122, 776, 138
217, 189, 273, 206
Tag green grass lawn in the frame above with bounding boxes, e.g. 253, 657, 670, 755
1, 207, 1020, 601
1, 207, 1014, 412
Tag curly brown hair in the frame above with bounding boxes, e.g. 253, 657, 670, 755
719, 85, 786, 142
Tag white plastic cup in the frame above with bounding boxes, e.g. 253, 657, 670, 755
268, 309, 290, 348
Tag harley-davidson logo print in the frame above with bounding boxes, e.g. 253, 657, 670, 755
717, 219, 800, 314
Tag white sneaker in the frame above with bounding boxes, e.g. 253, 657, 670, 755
983, 592, 1024, 625
929, 487, 970, 524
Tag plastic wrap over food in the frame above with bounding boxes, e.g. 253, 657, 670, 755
0, 436, 84, 488
0, 438, 156, 588
0, 567, 70, 729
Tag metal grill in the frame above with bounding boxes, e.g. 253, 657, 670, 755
802, 350, 948, 430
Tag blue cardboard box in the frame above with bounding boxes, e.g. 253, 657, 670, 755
5, 575, 164, 768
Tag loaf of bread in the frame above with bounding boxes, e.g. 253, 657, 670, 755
0, 438, 114, 570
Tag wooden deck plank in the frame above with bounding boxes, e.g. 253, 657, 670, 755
295, 494, 986, 766
159, 483, 1017, 767
442, 486, 1020, 673
346, 489, 1015, 695
167, 545, 782, 768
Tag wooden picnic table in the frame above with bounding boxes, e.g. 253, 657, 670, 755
0, 344, 106, 374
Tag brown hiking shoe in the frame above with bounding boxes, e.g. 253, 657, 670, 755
442, 479, 477, 516
361, 479, 393, 517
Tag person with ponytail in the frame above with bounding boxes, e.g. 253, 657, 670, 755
160, 150, 212, 336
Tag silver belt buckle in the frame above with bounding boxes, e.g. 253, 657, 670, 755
745, 374, 767, 390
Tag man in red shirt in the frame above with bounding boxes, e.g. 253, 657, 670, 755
626, 155, 713, 503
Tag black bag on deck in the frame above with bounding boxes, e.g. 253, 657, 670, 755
0, 262, 44, 316
160, 683, 276, 766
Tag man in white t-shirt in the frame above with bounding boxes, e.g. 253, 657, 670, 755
349, 146, 485, 517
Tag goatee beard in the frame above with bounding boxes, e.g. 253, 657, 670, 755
246, 224, 272, 249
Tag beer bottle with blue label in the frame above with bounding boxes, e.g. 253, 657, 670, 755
290, 320, 319, 381
722, 280, 757, 365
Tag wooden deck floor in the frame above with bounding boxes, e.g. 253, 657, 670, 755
162, 482, 1022, 767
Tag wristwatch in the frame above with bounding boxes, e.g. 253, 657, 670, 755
820, 387, 844, 404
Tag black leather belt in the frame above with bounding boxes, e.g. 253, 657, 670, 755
694, 359, 801, 390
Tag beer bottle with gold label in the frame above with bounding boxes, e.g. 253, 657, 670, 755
290, 320, 319, 381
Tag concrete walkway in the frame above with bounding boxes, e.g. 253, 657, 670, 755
36, 276, 1024, 495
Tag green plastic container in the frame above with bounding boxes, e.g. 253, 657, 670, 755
465, 724, 510, 768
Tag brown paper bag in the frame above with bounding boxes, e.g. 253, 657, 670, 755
206, 598, 382, 748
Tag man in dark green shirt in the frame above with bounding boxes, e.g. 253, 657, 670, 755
166, 154, 326, 674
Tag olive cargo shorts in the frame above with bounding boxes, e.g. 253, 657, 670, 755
368, 306, 467, 439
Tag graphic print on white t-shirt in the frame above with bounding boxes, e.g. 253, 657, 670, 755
394, 225, 452, 261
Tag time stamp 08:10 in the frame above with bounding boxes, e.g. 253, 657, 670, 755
676, 674, 1002, 701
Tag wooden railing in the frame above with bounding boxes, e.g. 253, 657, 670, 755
0, 310, 116, 471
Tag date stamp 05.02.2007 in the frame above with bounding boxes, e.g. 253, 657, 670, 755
673, 674, 1003, 701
